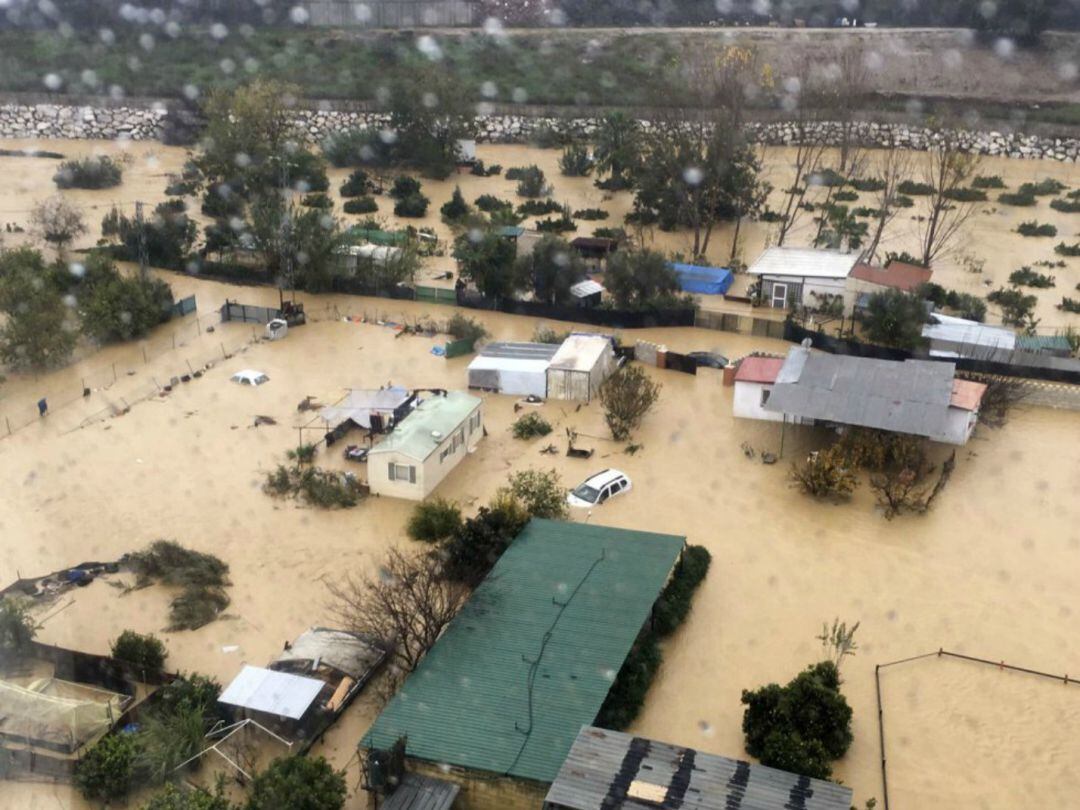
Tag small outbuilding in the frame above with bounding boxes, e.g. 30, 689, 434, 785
921, 313, 1016, 358
570, 236, 618, 269
467, 342, 559, 398
367, 391, 483, 500
546, 334, 618, 402
670, 262, 734, 295
543, 726, 852, 810
569, 279, 604, 308
731, 355, 787, 422
318, 386, 414, 434
746, 247, 860, 313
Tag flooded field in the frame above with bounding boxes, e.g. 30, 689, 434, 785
2, 138, 1080, 809
2, 138, 1080, 327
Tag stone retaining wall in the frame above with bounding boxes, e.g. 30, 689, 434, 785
2, 101, 1079, 162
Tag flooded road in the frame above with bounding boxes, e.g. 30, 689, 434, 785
1, 138, 1079, 809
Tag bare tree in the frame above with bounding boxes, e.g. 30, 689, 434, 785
866, 137, 914, 262
814, 45, 869, 175
918, 130, 982, 267
774, 112, 828, 247
30, 194, 87, 255
326, 548, 468, 679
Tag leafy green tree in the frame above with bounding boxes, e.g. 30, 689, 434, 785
860, 290, 927, 350
143, 783, 235, 810
0, 597, 36, 660
593, 112, 641, 190
406, 498, 463, 544
78, 253, 175, 343
105, 200, 197, 269
516, 234, 584, 305
599, 365, 662, 441
246, 756, 346, 810
440, 186, 471, 222
75, 732, 139, 801
441, 492, 529, 586
111, 630, 167, 677
452, 229, 522, 301
247, 194, 344, 293
386, 68, 475, 179
987, 286, 1039, 331
741, 661, 853, 780
505, 468, 568, 520
0, 247, 77, 369
603, 250, 681, 310
135, 674, 227, 784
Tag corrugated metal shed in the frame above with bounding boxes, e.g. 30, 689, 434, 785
765, 345, 959, 441
746, 247, 858, 280
218, 666, 323, 720
275, 628, 386, 681
544, 726, 852, 810
922, 313, 1016, 353
549, 334, 614, 373
382, 773, 460, 810
1016, 334, 1073, 354
475, 342, 560, 362
570, 280, 605, 299
367, 392, 481, 462
362, 519, 686, 784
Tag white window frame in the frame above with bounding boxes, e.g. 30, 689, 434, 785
388, 463, 416, 483
771, 282, 788, 308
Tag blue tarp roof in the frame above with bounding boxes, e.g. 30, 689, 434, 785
670, 263, 734, 295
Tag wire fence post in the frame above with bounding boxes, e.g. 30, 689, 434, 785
112, 363, 117, 384
142, 345, 148, 364
221, 343, 226, 360
5, 417, 10, 436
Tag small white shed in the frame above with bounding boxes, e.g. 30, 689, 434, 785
467, 342, 559, 398
747, 247, 859, 314
546, 334, 618, 402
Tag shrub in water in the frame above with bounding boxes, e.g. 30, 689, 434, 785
111, 630, 167, 676
517, 198, 562, 217
972, 174, 1005, 189
475, 193, 513, 213
1049, 197, 1080, 213
1019, 178, 1067, 196
407, 498, 463, 543
573, 207, 609, 220
559, 144, 593, 176
1016, 221, 1057, 237
394, 194, 429, 217
301, 192, 333, 209
998, 190, 1037, 206
54, 155, 123, 189
512, 412, 553, 439
1055, 241, 1080, 256
1008, 266, 1056, 288
791, 445, 857, 499
343, 196, 378, 214
440, 186, 471, 221
833, 189, 858, 202
897, 180, 934, 196
943, 187, 988, 202
513, 165, 549, 198
849, 177, 885, 192
339, 169, 374, 198
652, 545, 711, 637
535, 210, 576, 233
446, 312, 489, 343
75, 733, 138, 801
390, 175, 422, 199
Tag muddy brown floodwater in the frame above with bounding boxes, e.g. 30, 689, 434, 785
1, 139, 1079, 810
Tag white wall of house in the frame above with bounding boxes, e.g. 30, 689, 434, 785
760, 275, 853, 314
368, 406, 483, 500
942, 406, 979, 445
733, 381, 785, 422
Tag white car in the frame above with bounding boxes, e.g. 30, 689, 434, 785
567, 469, 632, 508
231, 369, 269, 386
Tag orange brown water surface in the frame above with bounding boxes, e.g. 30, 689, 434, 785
1, 138, 1079, 809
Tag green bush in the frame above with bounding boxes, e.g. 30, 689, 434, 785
342, 196, 378, 215
201, 185, 246, 219
106, 201, 197, 270
529, 125, 574, 148
972, 174, 1006, 189
535, 210, 576, 233
75, 733, 138, 801
1016, 221, 1057, 237
998, 190, 1037, 206
168, 586, 231, 632
1009, 266, 1056, 288
595, 632, 661, 730
1049, 197, 1080, 213
891, 194, 914, 208
406, 498, 463, 544
942, 187, 988, 202
54, 155, 123, 189
295, 467, 365, 508
0, 597, 36, 658
301, 193, 333, 209
559, 144, 593, 176
475, 193, 513, 213
135, 674, 226, 785
832, 189, 858, 202
441, 496, 529, 585
741, 660, 853, 780
987, 286, 1039, 327
389, 175, 422, 199
286, 443, 318, 464
849, 177, 885, 192
1019, 178, 1066, 196
572, 207, 608, 220
897, 180, 933, 196
127, 540, 231, 631
339, 169, 374, 198
446, 312, 489, 343
1059, 297, 1080, 313
506, 468, 568, 519
810, 168, 845, 187
78, 258, 175, 343
142, 783, 235, 810
915, 283, 987, 322
517, 198, 562, 217
440, 186, 471, 221
287, 148, 330, 192
247, 756, 346, 810
393, 193, 429, 217
469, 160, 501, 177
321, 128, 376, 168
593, 226, 627, 242
111, 630, 167, 676
852, 206, 882, 218
512, 165, 549, 198
600, 365, 661, 441
652, 545, 711, 637
511, 412, 553, 440
1056, 241, 1080, 256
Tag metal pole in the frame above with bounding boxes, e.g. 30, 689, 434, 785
112, 363, 117, 384
876, 664, 890, 810
142, 346, 148, 364
779, 414, 786, 459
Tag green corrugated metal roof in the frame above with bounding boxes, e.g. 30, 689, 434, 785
362, 519, 685, 783
367, 392, 480, 461
344, 227, 409, 247
1016, 334, 1072, 352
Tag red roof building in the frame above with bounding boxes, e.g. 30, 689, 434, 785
849, 261, 933, 293
734, 356, 785, 384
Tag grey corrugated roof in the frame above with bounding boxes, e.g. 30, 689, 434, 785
478, 342, 561, 361
544, 726, 852, 810
274, 628, 385, 681
765, 346, 958, 440
382, 774, 460, 810
921, 313, 1016, 351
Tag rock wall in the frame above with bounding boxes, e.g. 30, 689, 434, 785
2, 101, 1079, 162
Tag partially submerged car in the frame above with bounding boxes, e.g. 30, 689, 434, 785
688, 351, 729, 369
567, 469, 632, 508
231, 369, 269, 386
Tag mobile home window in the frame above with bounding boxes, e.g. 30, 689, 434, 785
388, 463, 416, 483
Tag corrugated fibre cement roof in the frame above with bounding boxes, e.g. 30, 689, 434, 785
362, 519, 686, 784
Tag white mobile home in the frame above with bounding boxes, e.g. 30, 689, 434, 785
546, 334, 618, 402
467, 342, 559, 398
367, 392, 483, 500
746, 247, 860, 314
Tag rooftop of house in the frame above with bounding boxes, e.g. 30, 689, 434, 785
921, 313, 1017, 353
746, 246, 860, 279
849, 260, 933, 292
734, 356, 785, 385
548, 333, 614, 372
361, 519, 686, 784
764, 345, 970, 440
367, 391, 481, 461
544, 726, 853, 810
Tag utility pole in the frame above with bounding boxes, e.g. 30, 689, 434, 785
278, 152, 291, 310
135, 200, 148, 277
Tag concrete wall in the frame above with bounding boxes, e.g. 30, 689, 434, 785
733, 381, 785, 423
943, 406, 979, 445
